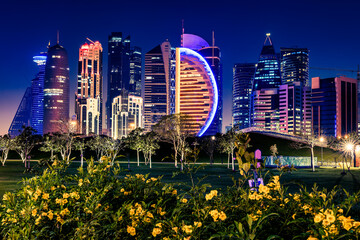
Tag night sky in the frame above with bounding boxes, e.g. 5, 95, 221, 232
1, 0, 359, 135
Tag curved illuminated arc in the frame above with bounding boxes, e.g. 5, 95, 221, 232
179, 47, 218, 137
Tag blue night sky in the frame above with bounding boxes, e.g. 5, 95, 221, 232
0, 0, 359, 135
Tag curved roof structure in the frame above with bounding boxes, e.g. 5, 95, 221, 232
182, 34, 210, 51
175, 47, 218, 137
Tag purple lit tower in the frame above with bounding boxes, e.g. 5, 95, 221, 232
43, 43, 70, 134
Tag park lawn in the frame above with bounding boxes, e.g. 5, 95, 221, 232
1, 159, 360, 198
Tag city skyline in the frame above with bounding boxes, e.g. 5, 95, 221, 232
1, 0, 360, 135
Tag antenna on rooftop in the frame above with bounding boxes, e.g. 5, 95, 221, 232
181, 19, 184, 47
57, 30, 59, 44
86, 38, 95, 44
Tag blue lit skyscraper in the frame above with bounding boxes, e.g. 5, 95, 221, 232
280, 48, 309, 86
232, 63, 256, 129
253, 33, 281, 90
31, 53, 47, 135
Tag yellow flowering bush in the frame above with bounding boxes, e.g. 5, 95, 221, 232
1, 157, 360, 239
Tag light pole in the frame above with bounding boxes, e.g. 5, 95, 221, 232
345, 142, 355, 172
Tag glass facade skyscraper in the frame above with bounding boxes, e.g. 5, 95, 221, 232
43, 43, 70, 134
232, 63, 256, 129
280, 48, 309, 86
107, 32, 142, 136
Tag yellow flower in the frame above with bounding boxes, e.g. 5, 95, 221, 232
63, 193, 70, 199
152, 227, 162, 237
35, 216, 41, 225
338, 208, 344, 214
118, 216, 123, 221
156, 222, 163, 228
194, 221, 202, 228
151, 204, 156, 208
42, 193, 49, 200
78, 179, 83, 187
328, 224, 339, 235
209, 209, 219, 222
284, 198, 289, 204
163, 238, 170, 240
20, 209, 26, 216
129, 208, 135, 216
70, 192, 80, 200
249, 213, 258, 221
353, 221, 360, 228
127, 225, 136, 236
144, 217, 151, 223
2, 194, 9, 201
120, 188, 125, 192
182, 225, 193, 234
31, 209, 37, 217
322, 219, 331, 227
314, 213, 324, 223
326, 214, 336, 223
147, 212, 154, 218
307, 236, 318, 240
56, 215, 64, 224
60, 208, 70, 216
219, 211, 227, 221
172, 189, 177, 195
47, 211, 54, 220
259, 184, 270, 195
181, 198, 188, 203
320, 193, 326, 201
343, 222, 353, 231
50, 186, 56, 191
255, 194, 262, 200
292, 213, 296, 220
249, 193, 256, 200
172, 227, 179, 233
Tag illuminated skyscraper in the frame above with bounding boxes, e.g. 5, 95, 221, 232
312, 76, 357, 137
253, 33, 281, 91
251, 33, 281, 129
182, 32, 222, 134
175, 47, 218, 136
43, 43, 70, 134
31, 53, 47, 135
144, 40, 175, 132
232, 63, 256, 129
112, 91, 143, 139
280, 48, 309, 86
75, 40, 103, 135
107, 32, 142, 136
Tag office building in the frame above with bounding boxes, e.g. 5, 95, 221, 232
280, 48, 309, 86
252, 88, 279, 131
175, 47, 218, 136
112, 91, 143, 139
43, 43, 70, 134
232, 63, 256, 129
30, 53, 47, 135
144, 40, 175, 132
107, 32, 142, 136
312, 76, 357, 137
75, 40, 103, 135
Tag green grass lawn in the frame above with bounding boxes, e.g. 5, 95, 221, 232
1, 159, 360, 198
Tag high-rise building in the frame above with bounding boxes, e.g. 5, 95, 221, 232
232, 63, 256, 129
8, 87, 32, 137
144, 40, 175, 132
31, 53, 47, 135
280, 48, 309, 86
253, 33, 281, 91
112, 91, 143, 139
182, 32, 222, 135
107, 32, 142, 136
129, 47, 142, 96
175, 47, 218, 136
312, 76, 357, 137
75, 40, 103, 135
278, 82, 311, 135
252, 88, 279, 131
43, 43, 70, 134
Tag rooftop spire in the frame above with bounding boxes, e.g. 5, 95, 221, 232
181, 19, 184, 47
57, 30, 59, 44
264, 33, 272, 46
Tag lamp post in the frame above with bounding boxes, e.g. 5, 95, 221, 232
345, 142, 355, 173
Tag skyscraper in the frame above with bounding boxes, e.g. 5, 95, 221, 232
107, 32, 142, 136
232, 63, 256, 129
252, 33, 281, 91
175, 47, 218, 136
43, 43, 70, 134
144, 40, 175, 132
182, 32, 222, 135
251, 33, 281, 129
75, 40, 103, 135
112, 91, 143, 139
312, 76, 357, 137
31, 53, 47, 135
8, 87, 32, 137
280, 48, 309, 86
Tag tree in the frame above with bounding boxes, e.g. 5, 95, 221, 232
218, 127, 239, 170
290, 135, 318, 172
139, 132, 159, 168
0, 134, 13, 166
40, 134, 59, 161
13, 126, 39, 168
87, 135, 106, 162
127, 128, 144, 166
104, 137, 124, 166
153, 114, 193, 168
201, 136, 217, 165
73, 137, 86, 167
235, 132, 252, 174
